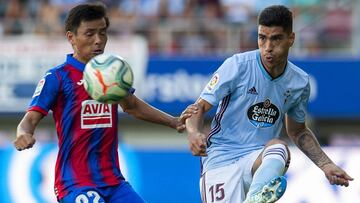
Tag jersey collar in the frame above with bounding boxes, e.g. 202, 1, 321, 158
66, 54, 86, 72
256, 50, 288, 82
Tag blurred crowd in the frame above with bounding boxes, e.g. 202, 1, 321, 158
0, 0, 357, 56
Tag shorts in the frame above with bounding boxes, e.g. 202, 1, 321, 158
200, 149, 262, 203
59, 181, 146, 203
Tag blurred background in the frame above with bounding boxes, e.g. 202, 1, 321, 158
0, 0, 359, 203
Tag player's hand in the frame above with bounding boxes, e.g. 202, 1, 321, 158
180, 104, 198, 119
187, 132, 207, 156
176, 104, 199, 133
322, 163, 354, 187
174, 117, 187, 133
13, 133, 36, 151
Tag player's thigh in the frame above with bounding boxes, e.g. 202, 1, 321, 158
60, 187, 105, 203
200, 162, 246, 203
108, 181, 146, 203
200, 150, 263, 203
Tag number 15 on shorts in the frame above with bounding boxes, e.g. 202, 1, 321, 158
208, 183, 225, 202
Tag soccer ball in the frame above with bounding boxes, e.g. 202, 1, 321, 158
83, 53, 134, 103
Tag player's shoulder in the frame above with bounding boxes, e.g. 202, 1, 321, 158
42, 62, 67, 79
230, 50, 258, 64
287, 61, 310, 84
220, 50, 257, 74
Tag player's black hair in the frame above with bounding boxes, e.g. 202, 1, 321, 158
65, 3, 110, 34
258, 5, 293, 33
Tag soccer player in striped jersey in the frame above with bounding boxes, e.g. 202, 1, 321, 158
13, 3, 189, 203
185, 5, 353, 203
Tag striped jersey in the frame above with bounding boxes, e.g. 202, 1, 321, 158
200, 50, 310, 173
29, 54, 125, 200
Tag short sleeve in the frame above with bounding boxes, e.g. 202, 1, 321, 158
200, 56, 239, 105
287, 78, 310, 123
28, 70, 60, 116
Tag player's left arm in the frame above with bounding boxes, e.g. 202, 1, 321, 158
118, 94, 189, 132
285, 115, 354, 187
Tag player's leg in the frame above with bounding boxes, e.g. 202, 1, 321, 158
59, 187, 106, 203
244, 139, 290, 203
200, 163, 243, 203
107, 181, 146, 203
200, 149, 263, 203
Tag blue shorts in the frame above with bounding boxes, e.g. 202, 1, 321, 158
59, 181, 145, 203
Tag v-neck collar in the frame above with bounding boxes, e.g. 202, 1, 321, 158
256, 50, 288, 82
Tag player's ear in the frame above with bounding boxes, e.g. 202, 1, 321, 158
289, 32, 295, 47
66, 31, 75, 45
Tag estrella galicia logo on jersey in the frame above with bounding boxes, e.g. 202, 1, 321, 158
247, 99, 280, 128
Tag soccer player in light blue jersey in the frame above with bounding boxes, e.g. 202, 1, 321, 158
185, 5, 353, 203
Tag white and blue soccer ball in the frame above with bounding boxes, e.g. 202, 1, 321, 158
83, 53, 134, 103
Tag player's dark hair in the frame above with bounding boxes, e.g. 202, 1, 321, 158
258, 5, 293, 33
65, 3, 110, 34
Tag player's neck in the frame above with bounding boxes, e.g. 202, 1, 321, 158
260, 58, 287, 80
72, 53, 87, 64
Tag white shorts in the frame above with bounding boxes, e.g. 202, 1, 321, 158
200, 149, 262, 203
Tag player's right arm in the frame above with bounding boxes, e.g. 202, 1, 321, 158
185, 98, 213, 156
14, 111, 44, 151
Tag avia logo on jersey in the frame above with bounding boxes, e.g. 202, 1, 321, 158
81, 100, 112, 129
247, 99, 280, 128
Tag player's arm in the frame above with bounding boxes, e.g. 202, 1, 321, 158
14, 111, 44, 151
185, 98, 213, 156
285, 115, 353, 186
118, 94, 188, 132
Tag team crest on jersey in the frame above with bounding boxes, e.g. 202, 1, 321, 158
206, 73, 219, 91
81, 100, 112, 129
247, 99, 280, 128
284, 89, 291, 104
32, 78, 45, 98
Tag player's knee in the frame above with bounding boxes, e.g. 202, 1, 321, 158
262, 141, 290, 172
265, 139, 288, 147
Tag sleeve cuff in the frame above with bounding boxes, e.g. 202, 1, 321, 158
27, 106, 48, 116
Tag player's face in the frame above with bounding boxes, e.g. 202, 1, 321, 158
67, 18, 108, 63
258, 25, 295, 72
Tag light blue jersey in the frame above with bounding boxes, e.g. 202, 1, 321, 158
200, 50, 310, 173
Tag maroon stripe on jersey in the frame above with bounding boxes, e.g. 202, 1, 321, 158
52, 70, 68, 200
69, 65, 96, 187
207, 94, 231, 144
98, 107, 121, 185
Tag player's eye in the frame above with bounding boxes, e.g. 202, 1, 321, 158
99, 30, 107, 35
258, 36, 266, 41
85, 32, 93, 37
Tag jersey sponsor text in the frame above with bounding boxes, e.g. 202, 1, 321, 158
81, 100, 112, 129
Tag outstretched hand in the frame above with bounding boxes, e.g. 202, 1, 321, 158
322, 163, 354, 187
175, 104, 199, 133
